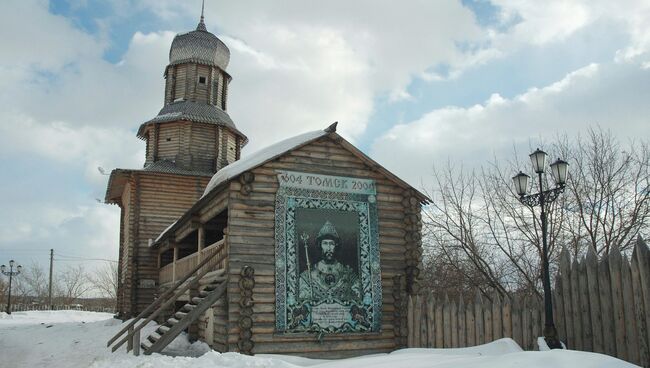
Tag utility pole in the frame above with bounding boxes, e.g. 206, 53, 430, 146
49, 249, 54, 309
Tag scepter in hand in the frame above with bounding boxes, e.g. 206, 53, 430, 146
301, 232, 314, 299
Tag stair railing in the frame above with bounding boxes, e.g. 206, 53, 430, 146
107, 241, 226, 354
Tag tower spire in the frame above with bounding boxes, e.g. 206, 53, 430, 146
197, 0, 207, 31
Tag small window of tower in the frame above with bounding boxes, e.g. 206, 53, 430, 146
198, 76, 207, 84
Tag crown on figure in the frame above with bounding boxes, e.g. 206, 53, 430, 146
317, 221, 340, 243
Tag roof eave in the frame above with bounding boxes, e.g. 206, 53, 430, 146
104, 169, 133, 204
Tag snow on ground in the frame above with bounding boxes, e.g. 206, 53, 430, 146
0, 311, 639, 368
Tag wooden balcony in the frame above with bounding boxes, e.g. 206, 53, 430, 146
159, 238, 226, 287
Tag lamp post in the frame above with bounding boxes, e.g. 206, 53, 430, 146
513, 149, 569, 349
1, 260, 22, 314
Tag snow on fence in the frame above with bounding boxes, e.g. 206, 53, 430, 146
408, 236, 650, 367
8, 303, 115, 314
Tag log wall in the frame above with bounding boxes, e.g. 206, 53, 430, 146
164, 62, 228, 108
142, 121, 239, 173
190, 123, 217, 172
223, 135, 420, 358
118, 181, 135, 317
122, 172, 211, 316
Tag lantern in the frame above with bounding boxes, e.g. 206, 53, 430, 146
512, 171, 530, 196
550, 159, 569, 186
529, 148, 548, 174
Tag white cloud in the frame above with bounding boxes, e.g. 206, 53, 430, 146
136, 0, 488, 149
371, 62, 650, 188
2, 0, 650, 273
489, 0, 650, 65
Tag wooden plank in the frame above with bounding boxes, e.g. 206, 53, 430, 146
451, 299, 458, 348
585, 246, 603, 354
420, 296, 429, 347
553, 278, 566, 345
531, 305, 541, 351
466, 299, 476, 347
634, 237, 650, 361
570, 258, 584, 351
458, 297, 466, 347
475, 292, 484, 345
435, 299, 444, 348
511, 298, 522, 348
426, 294, 435, 348
621, 256, 639, 364
631, 246, 650, 367
578, 259, 593, 352
609, 245, 627, 361
502, 297, 512, 340
522, 299, 531, 351
559, 248, 574, 348
492, 292, 502, 341
599, 257, 616, 357
443, 295, 451, 348
484, 296, 493, 343
413, 295, 422, 348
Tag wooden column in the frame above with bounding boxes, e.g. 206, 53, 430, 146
198, 225, 205, 263
172, 246, 178, 283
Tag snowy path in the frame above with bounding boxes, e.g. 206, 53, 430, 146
0, 311, 639, 368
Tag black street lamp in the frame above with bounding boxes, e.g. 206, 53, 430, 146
512, 148, 569, 349
1, 260, 22, 314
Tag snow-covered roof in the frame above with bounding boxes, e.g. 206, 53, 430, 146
152, 122, 430, 247
152, 127, 328, 247
201, 128, 327, 198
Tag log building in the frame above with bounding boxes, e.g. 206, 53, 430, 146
106, 10, 429, 358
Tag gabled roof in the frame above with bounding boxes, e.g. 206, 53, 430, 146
152, 122, 431, 246
201, 129, 328, 198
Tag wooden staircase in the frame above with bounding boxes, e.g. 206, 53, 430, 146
141, 270, 226, 355
107, 242, 227, 356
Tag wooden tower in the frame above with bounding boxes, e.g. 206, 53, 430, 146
105, 11, 247, 318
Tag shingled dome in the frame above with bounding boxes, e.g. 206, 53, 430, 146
169, 20, 230, 70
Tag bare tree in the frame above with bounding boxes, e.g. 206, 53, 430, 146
423, 165, 515, 298
13, 262, 49, 302
56, 265, 92, 304
555, 128, 650, 256
423, 128, 649, 297
0, 276, 6, 305
90, 261, 118, 300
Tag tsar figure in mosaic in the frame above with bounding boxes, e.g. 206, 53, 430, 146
298, 221, 361, 303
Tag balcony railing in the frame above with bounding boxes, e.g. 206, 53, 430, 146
159, 238, 226, 286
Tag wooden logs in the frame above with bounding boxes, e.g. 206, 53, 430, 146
403, 190, 422, 294
392, 275, 407, 347
239, 171, 255, 196
238, 265, 255, 355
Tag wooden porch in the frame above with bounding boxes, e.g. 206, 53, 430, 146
158, 238, 227, 288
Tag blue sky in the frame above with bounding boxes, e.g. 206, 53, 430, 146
0, 0, 649, 277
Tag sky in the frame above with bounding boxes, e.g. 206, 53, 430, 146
0, 0, 649, 275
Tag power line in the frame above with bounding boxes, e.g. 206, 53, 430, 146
0, 249, 52, 252
54, 258, 118, 263
55, 252, 118, 263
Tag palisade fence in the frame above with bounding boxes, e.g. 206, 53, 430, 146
408, 236, 650, 367
7, 303, 116, 314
